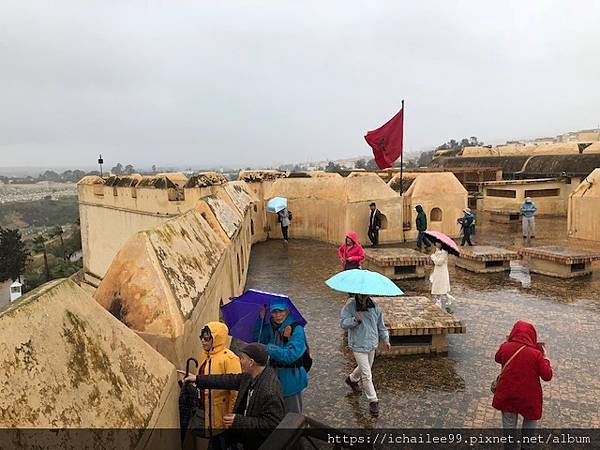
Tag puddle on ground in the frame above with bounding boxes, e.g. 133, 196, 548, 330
245, 215, 600, 428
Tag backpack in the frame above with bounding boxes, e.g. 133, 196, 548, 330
287, 210, 293, 221
270, 322, 312, 373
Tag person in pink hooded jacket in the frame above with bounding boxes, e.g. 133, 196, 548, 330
338, 231, 365, 270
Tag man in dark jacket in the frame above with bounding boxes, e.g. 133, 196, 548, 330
368, 202, 382, 247
184, 343, 285, 450
415, 205, 431, 251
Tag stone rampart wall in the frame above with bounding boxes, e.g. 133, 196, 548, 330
0, 279, 179, 448
568, 169, 600, 241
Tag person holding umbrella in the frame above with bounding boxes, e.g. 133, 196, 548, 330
254, 302, 309, 414
326, 269, 401, 418
430, 242, 452, 312
340, 293, 391, 417
424, 231, 460, 313
266, 197, 292, 243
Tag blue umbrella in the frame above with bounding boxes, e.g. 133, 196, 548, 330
325, 269, 404, 296
266, 197, 288, 214
221, 289, 306, 343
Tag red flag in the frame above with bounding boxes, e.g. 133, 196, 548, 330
364, 106, 404, 169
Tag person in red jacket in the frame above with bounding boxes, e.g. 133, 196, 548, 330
338, 231, 365, 270
492, 320, 552, 446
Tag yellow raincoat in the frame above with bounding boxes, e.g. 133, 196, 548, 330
197, 321, 241, 434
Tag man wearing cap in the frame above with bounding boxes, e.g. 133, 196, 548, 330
184, 343, 284, 450
255, 302, 309, 415
458, 208, 475, 246
520, 197, 538, 243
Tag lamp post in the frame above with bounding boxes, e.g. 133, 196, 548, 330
98, 154, 104, 177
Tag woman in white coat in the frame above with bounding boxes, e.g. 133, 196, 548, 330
430, 242, 452, 312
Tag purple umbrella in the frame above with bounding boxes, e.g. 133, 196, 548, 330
221, 289, 307, 343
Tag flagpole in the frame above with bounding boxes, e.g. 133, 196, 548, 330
400, 99, 404, 195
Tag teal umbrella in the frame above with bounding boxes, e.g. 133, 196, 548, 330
325, 269, 404, 296
266, 197, 288, 213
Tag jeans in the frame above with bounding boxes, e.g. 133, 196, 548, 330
416, 231, 431, 249
281, 225, 289, 240
522, 217, 536, 240
501, 412, 539, 450
349, 350, 377, 402
461, 227, 473, 246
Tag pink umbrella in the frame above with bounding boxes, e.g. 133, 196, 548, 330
424, 230, 461, 256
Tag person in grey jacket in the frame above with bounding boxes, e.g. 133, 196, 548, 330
277, 207, 291, 242
340, 294, 391, 417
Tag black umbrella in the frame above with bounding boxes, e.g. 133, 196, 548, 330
179, 357, 199, 443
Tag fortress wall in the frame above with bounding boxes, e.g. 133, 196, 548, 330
397, 172, 468, 240
568, 169, 600, 241
0, 279, 178, 448
78, 174, 264, 282
260, 173, 404, 245
93, 182, 257, 366
482, 179, 577, 216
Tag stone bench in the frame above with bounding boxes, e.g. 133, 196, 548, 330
518, 246, 600, 278
456, 245, 520, 273
488, 209, 521, 224
375, 296, 466, 356
363, 248, 432, 280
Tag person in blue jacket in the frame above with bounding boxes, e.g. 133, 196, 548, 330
254, 303, 308, 414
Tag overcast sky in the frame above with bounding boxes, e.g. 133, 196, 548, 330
1, 1, 599, 170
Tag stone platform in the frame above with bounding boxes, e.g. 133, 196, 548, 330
456, 245, 520, 273
488, 209, 521, 224
518, 246, 600, 278
363, 248, 432, 280
375, 296, 465, 356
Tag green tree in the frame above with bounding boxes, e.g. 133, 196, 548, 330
111, 163, 123, 175
417, 150, 435, 167
365, 159, 378, 170
33, 234, 50, 282
325, 161, 342, 172
0, 228, 30, 282
124, 164, 135, 174
50, 225, 67, 261
355, 159, 366, 169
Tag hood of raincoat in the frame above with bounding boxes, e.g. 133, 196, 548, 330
204, 321, 230, 355
415, 205, 424, 213
507, 320, 538, 348
345, 231, 360, 245
525, 197, 533, 203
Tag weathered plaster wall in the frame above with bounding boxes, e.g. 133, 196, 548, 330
568, 169, 600, 241
481, 179, 577, 216
94, 182, 257, 367
258, 173, 404, 245
0, 279, 178, 447
78, 173, 261, 282
401, 173, 468, 239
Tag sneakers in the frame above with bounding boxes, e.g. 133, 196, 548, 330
369, 401, 380, 417
345, 376, 362, 394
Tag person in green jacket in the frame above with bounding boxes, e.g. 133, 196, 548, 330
415, 205, 432, 251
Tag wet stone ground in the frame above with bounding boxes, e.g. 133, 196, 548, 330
245, 214, 600, 429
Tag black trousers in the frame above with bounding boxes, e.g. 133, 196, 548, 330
368, 228, 379, 246
281, 225, 289, 240
461, 227, 473, 246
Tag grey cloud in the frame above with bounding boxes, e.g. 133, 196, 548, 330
1, 0, 599, 169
